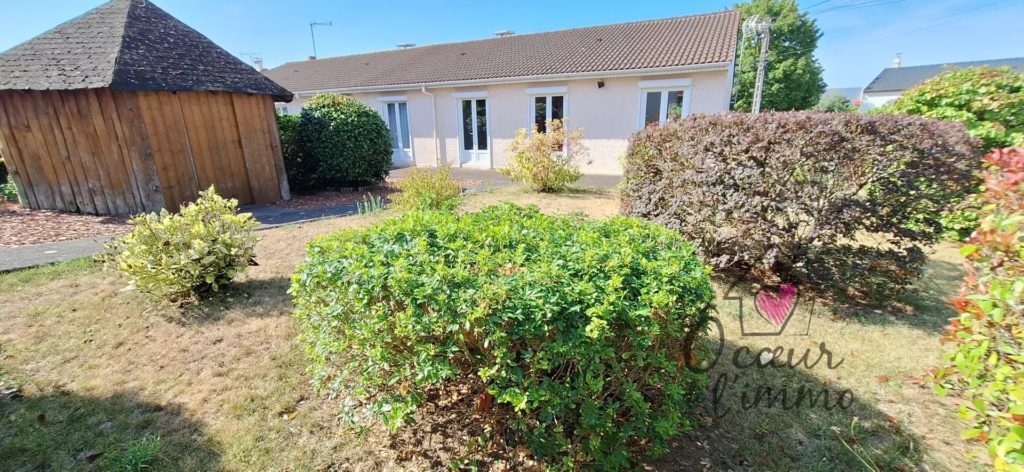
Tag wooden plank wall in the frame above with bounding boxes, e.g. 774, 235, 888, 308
0, 90, 288, 215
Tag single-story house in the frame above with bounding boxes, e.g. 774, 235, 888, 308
263, 11, 740, 175
861, 56, 1024, 110
0, 0, 294, 215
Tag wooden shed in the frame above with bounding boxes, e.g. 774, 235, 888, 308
0, 0, 293, 215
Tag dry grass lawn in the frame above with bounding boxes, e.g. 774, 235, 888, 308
0, 185, 984, 471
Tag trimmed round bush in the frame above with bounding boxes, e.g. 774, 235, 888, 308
622, 111, 980, 305
275, 113, 319, 193
291, 204, 715, 469
297, 94, 392, 186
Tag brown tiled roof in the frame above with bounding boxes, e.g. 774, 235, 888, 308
264, 10, 740, 93
0, 0, 293, 101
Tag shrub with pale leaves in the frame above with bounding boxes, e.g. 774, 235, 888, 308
390, 166, 462, 211
103, 187, 259, 302
499, 119, 588, 192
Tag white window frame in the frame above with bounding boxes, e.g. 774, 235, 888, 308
637, 78, 692, 128
454, 93, 490, 167
275, 103, 289, 115
378, 96, 414, 162
526, 87, 569, 133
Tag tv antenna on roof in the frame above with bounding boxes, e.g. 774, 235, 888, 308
309, 21, 332, 59
741, 15, 772, 114
239, 52, 262, 68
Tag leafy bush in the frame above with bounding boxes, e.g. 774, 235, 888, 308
622, 112, 980, 303
1, 174, 17, 202
390, 166, 462, 211
935, 147, 1024, 470
292, 204, 715, 469
276, 113, 318, 193
814, 93, 858, 112
0, 158, 15, 202
297, 94, 393, 188
880, 67, 1024, 150
499, 119, 588, 192
876, 67, 1024, 240
103, 187, 259, 302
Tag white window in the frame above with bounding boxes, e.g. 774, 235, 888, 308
531, 95, 566, 133
379, 98, 413, 167
638, 79, 692, 128
526, 86, 568, 133
275, 104, 289, 115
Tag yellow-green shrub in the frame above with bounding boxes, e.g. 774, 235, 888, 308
499, 119, 587, 192
390, 167, 462, 211
103, 187, 259, 302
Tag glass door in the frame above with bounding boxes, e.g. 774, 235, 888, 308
459, 98, 489, 167
384, 102, 412, 167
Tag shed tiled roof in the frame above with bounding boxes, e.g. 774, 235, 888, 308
864, 57, 1024, 93
0, 0, 293, 101
264, 10, 740, 93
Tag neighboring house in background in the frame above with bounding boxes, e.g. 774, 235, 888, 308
821, 87, 862, 106
861, 56, 1024, 110
263, 11, 740, 175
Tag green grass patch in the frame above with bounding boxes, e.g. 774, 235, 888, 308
105, 436, 161, 472
0, 258, 99, 293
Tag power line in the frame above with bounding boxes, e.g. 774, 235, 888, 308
801, 0, 834, 11
814, 0, 910, 14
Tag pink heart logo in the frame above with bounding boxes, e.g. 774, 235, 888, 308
755, 284, 798, 327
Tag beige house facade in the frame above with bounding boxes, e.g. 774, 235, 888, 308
267, 11, 740, 175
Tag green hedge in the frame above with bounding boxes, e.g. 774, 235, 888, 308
291, 204, 715, 469
295, 94, 392, 187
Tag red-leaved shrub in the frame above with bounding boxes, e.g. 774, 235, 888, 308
621, 112, 980, 303
935, 148, 1024, 469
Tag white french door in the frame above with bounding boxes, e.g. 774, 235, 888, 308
458, 98, 489, 167
383, 101, 413, 167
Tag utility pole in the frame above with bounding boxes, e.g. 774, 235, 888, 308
742, 16, 772, 114
309, 21, 332, 59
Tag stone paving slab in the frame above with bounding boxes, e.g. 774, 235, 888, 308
0, 236, 115, 272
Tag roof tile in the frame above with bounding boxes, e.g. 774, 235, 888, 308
264, 10, 740, 93
864, 57, 1024, 93
0, 0, 293, 101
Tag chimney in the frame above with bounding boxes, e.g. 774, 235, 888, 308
253, 57, 264, 71
892, 53, 902, 68
308, 55, 316, 61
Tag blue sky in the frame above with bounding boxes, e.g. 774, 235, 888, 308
1, 0, 1021, 89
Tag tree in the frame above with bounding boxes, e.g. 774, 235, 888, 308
814, 93, 857, 112
733, 0, 826, 112
879, 67, 1024, 150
